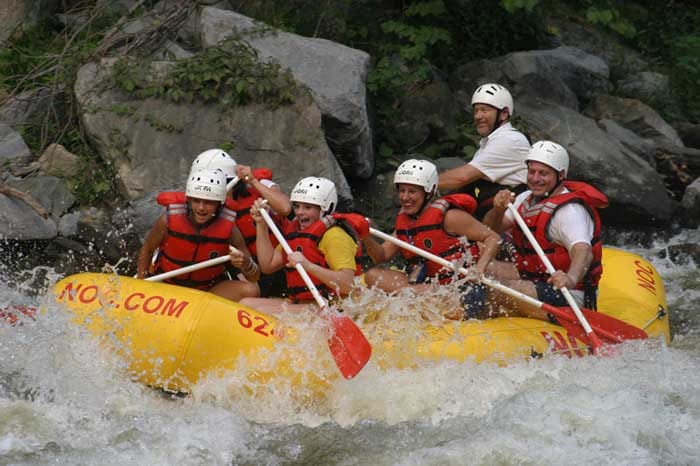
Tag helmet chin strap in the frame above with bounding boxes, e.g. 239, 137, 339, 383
489, 109, 506, 135
539, 173, 565, 200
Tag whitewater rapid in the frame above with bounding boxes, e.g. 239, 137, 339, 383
1, 229, 699, 465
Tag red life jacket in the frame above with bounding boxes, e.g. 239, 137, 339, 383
512, 181, 607, 290
394, 193, 479, 284
281, 215, 362, 301
154, 191, 236, 290
229, 168, 278, 257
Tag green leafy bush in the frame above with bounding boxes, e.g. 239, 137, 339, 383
112, 37, 297, 109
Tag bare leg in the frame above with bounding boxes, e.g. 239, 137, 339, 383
239, 297, 319, 315
486, 260, 521, 281
210, 280, 260, 302
486, 278, 549, 321
364, 267, 409, 292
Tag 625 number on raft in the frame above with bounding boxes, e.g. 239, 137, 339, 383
237, 309, 272, 337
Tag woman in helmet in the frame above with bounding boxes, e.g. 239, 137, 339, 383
438, 83, 531, 219
190, 148, 292, 297
483, 141, 608, 319
240, 176, 363, 315
136, 168, 260, 301
362, 159, 502, 317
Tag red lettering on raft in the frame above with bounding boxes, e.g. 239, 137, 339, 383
541, 331, 586, 357
58, 283, 189, 319
634, 260, 657, 296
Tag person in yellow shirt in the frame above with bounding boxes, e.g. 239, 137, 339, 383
241, 177, 362, 314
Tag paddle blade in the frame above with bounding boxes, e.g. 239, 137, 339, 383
327, 314, 372, 379
544, 304, 648, 344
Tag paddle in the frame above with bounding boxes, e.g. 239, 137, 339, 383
369, 227, 647, 349
226, 175, 240, 192
145, 255, 232, 282
259, 207, 371, 379
505, 203, 608, 354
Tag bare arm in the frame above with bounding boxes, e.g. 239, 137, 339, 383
288, 251, 356, 296
444, 209, 501, 275
229, 226, 260, 282
250, 199, 286, 273
438, 164, 485, 191
481, 189, 515, 233
237, 165, 292, 217
362, 233, 399, 264
136, 214, 167, 278
549, 242, 593, 290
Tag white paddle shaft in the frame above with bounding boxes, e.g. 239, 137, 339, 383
259, 207, 328, 308
506, 203, 595, 336
368, 227, 544, 308
145, 254, 231, 282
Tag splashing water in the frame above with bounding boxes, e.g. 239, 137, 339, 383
1, 229, 700, 465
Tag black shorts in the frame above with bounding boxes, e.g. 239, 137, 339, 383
257, 269, 287, 298
533, 281, 568, 307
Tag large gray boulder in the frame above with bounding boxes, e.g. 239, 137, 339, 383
519, 97, 676, 225
74, 58, 350, 210
0, 0, 39, 43
0, 123, 32, 172
199, 7, 374, 179
0, 193, 57, 240
585, 95, 684, 148
450, 46, 609, 112
6, 175, 75, 217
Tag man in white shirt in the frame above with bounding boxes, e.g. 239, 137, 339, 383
477, 141, 608, 321
439, 83, 531, 219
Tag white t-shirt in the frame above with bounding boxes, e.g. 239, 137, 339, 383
506, 189, 594, 252
469, 122, 530, 186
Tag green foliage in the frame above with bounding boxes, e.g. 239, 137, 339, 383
630, 4, 700, 123
501, 0, 540, 13
112, 37, 297, 109
670, 35, 700, 123
585, 5, 636, 38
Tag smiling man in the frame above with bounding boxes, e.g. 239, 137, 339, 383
438, 83, 531, 219
482, 141, 609, 320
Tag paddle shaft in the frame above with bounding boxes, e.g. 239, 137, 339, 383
370, 227, 594, 318
226, 176, 240, 192
505, 203, 602, 349
259, 208, 328, 308
145, 255, 231, 282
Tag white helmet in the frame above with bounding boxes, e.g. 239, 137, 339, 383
526, 141, 569, 175
186, 168, 227, 203
394, 159, 438, 195
471, 83, 514, 115
290, 177, 338, 214
190, 149, 237, 179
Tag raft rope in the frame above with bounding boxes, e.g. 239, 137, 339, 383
642, 305, 667, 331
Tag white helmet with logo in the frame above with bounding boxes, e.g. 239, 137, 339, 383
190, 149, 237, 180
471, 83, 514, 115
290, 176, 338, 214
186, 168, 227, 203
394, 159, 438, 195
526, 140, 569, 175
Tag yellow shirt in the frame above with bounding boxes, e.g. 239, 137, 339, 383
319, 226, 358, 270
275, 225, 358, 270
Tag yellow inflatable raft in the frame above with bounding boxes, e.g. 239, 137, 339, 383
52, 247, 670, 392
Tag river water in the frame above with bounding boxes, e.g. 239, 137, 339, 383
1, 228, 699, 466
